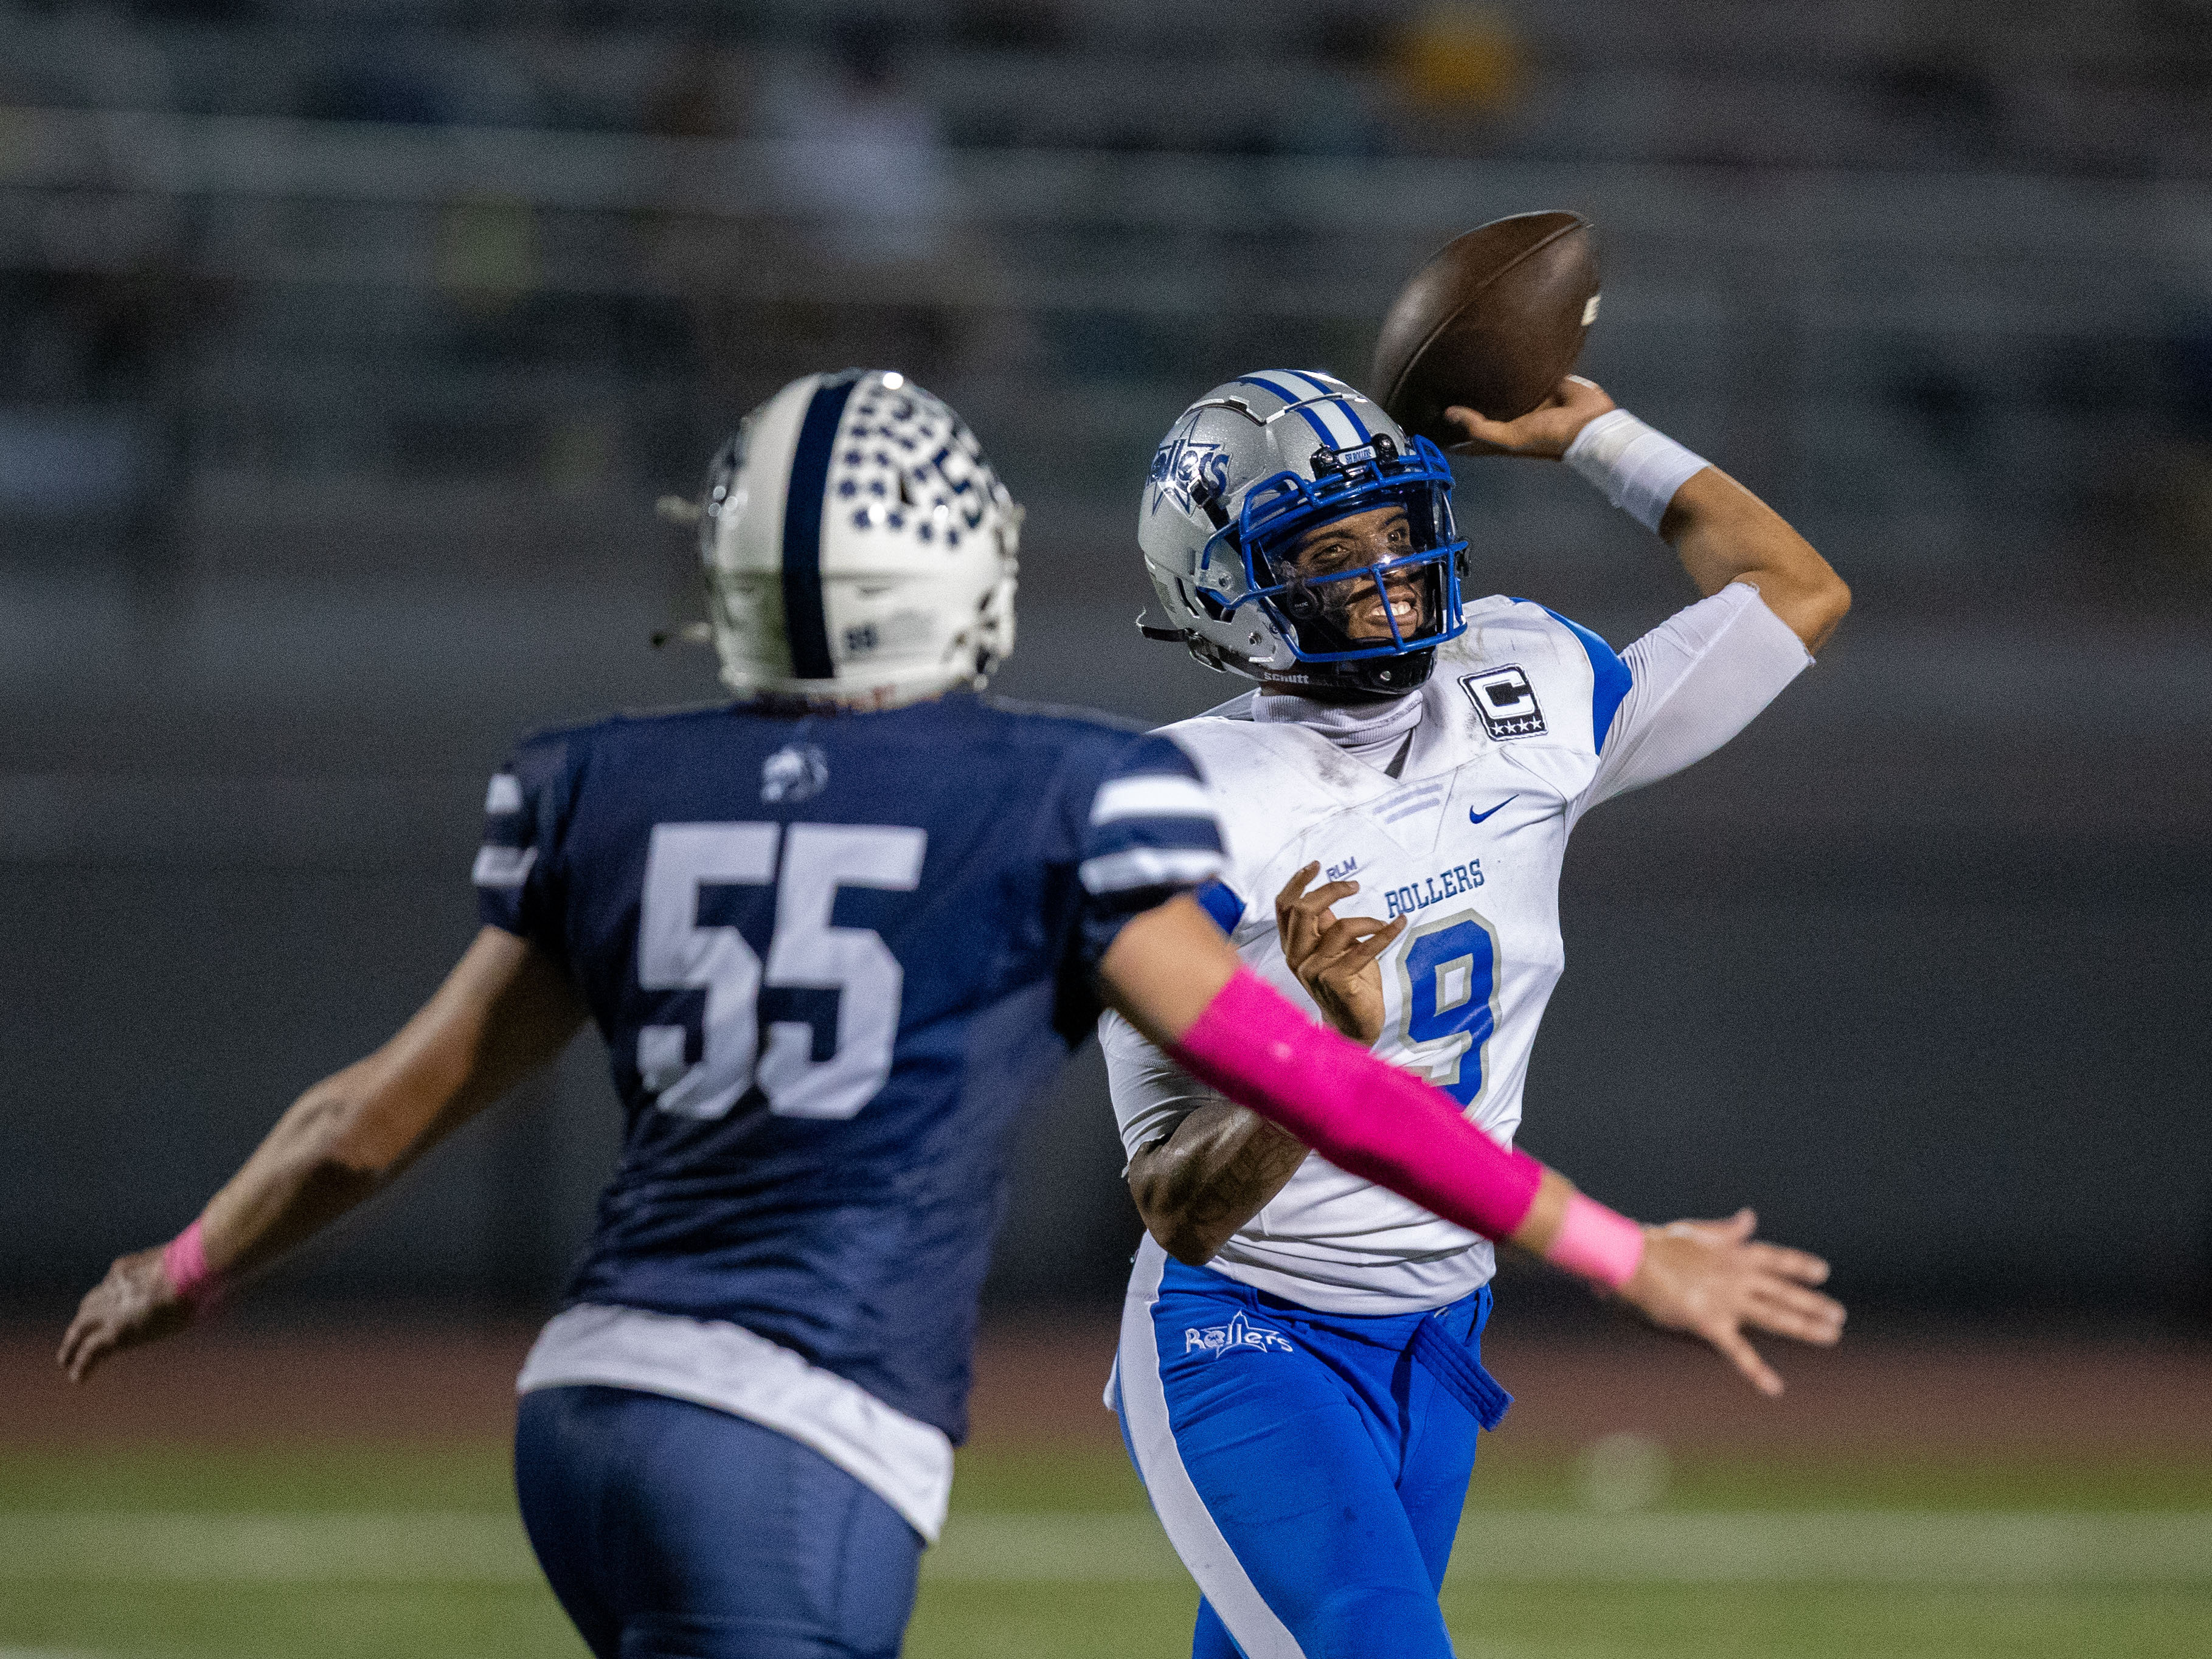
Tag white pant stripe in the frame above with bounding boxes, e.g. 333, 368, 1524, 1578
1114, 1236, 1307, 1659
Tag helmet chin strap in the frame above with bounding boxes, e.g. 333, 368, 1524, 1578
1258, 646, 1435, 701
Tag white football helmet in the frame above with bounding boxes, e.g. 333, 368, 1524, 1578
1138, 370, 1466, 698
696, 369, 1022, 707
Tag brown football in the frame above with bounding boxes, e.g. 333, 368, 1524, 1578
1371, 210, 1601, 445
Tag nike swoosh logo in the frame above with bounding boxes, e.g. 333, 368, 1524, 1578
1468, 796, 1517, 824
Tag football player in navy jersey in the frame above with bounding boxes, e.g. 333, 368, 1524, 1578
63, 369, 1842, 1659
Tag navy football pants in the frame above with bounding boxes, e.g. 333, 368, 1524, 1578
1113, 1241, 1493, 1659
515, 1386, 923, 1659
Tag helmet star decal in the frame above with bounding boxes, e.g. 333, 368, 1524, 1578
1148, 435, 1231, 514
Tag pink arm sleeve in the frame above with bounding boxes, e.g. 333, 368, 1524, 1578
1165, 966, 1545, 1243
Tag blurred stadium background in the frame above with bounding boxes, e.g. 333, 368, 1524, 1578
1, 1, 2208, 1654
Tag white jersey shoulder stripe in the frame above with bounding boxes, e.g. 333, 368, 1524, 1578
472, 845, 537, 888
1080, 846, 1226, 896
1090, 773, 1216, 825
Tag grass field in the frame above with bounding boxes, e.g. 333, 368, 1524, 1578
4, 1439, 2208, 1658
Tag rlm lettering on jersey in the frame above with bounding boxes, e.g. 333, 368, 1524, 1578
1103, 583, 1814, 1318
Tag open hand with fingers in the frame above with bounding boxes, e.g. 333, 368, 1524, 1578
58, 1245, 194, 1384
1444, 374, 1616, 460
1274, 862, 1408, 1045
1612, 1208, 1845, 1395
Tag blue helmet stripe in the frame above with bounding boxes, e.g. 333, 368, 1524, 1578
782, 374, 859, 679
1306, 397, 1361, 448
1288, 400, 1341, 447
1233, 374, 1339, 448
1232, 373, 1304, 406
1278, 372, 1372, 443
1303, 375, 1378, 446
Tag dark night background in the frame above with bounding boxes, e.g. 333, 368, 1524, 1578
2, 0, 2208, 1329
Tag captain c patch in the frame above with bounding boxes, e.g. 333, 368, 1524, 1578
1460, 665, 1545, 739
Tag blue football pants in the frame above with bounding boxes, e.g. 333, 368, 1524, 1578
1113, 1239, 1493, 1659
515, 1385, 923, 1659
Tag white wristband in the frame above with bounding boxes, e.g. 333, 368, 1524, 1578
1562, 409, 1710, 533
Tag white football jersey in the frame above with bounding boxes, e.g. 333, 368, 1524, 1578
1103, 581, 1812, 1315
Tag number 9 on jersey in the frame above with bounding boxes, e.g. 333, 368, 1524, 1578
1396, 910, 1499, 1110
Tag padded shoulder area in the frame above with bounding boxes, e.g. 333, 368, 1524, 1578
1432, 595, 1626, 757
1158, 715, 1396, 915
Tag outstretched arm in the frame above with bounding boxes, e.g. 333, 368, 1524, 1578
60, 927, 586, 1382
1446, 377, 1851, 654
1098, 895, 1844, 1395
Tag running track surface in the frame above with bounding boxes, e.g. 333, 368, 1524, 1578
7, 1315, 2208, 1451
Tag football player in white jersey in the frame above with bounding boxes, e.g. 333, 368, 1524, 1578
1104, 368, 1851, 1659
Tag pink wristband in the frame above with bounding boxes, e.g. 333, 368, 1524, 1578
1546, 1193, 1645, 1290
161, 1219, 221, 1310
1167, 967, 1545, 1243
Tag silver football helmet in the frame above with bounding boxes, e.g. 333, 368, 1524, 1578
696, 369, 1022, 707
1137, 370, 1466, 698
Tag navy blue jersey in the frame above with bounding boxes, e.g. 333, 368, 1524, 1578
474, 692, 1223, 1442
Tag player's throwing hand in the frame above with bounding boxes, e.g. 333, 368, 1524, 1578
1274, 862, 1407, 1045
1443, 373, 1616, 459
